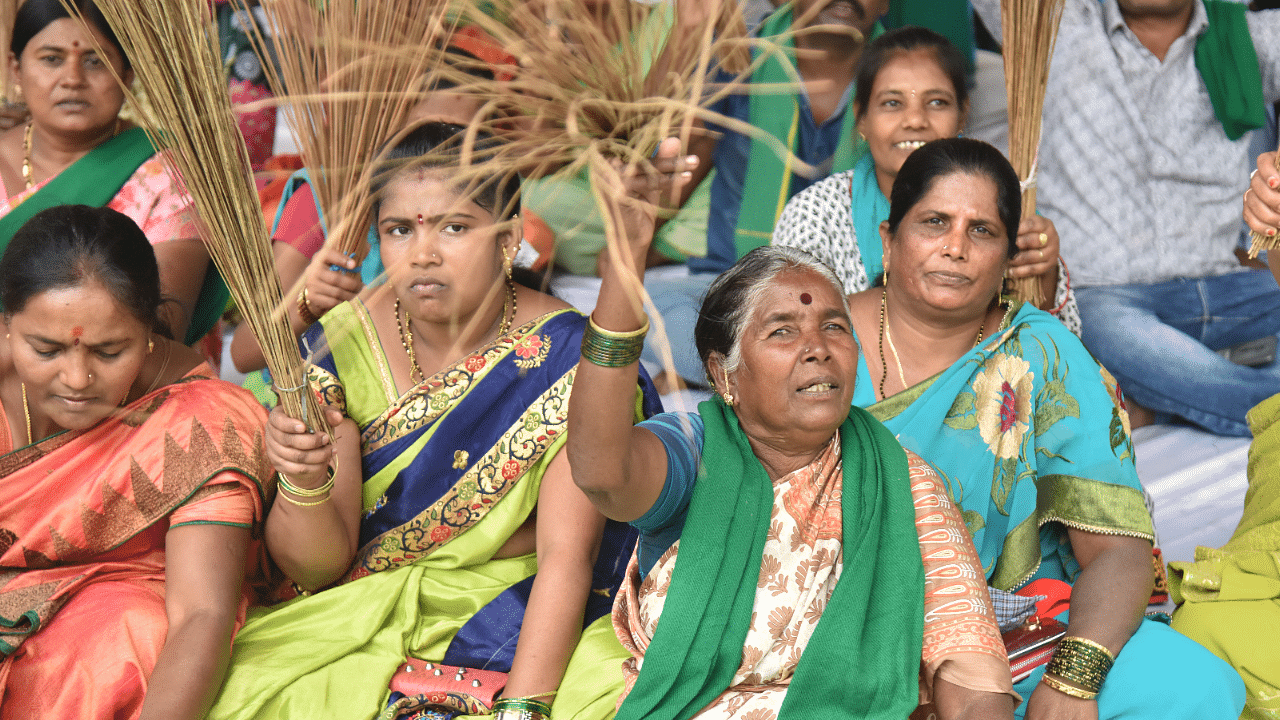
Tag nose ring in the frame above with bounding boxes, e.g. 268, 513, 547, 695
88, 373, 93, 381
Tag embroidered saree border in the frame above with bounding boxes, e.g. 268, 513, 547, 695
343, 367, 576, 580
993, 474, 1154, 591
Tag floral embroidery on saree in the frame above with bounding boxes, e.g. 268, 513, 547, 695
344, 368, 576, 581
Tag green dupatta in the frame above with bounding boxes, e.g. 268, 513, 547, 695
0, 127, 228, 343
1194, 0, 1266, 142
732, 9, 876, 260
616, 400, 923, 720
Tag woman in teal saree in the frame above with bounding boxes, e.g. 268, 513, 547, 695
209, 123, 658, 720
846, 138, 1244, 720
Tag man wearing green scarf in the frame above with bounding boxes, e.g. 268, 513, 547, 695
971, 0, 1280, 439
643, 0, 886, 385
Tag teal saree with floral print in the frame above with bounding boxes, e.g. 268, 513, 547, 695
851, 301, 1153, 591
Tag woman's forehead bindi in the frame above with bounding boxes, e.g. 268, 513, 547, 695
799, 293, 812, 305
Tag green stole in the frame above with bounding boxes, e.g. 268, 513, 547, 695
1194, 0, 1266, 141
616, 400, 923, 720
0, 127, 228, 343
733, 9, 877, 260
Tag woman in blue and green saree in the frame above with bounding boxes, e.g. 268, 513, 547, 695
845, 137, 1244, 719
208, 123, 659, 720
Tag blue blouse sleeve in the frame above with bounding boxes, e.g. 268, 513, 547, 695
632, 411, 704, 577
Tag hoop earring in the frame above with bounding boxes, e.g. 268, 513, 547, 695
882, 269, 889, 286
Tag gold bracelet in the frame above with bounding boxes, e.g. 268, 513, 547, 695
279, 491, 331, 507
277, 468, 335, 498
1042, 672, 1099, 700
297, 287, 320, 325
587, 314, 649, 338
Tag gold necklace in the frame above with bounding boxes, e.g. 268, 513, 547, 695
395, 280, 518, 385
21, 123, 33, 189
20, 382, 31, 446
878, 289, 990, 400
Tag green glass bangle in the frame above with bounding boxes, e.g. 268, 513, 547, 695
493, 697, 552, 718
580, 316, 649, 368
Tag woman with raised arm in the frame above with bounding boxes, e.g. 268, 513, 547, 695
209, 122, 660, 720
0, 0, 226, 344
567, 138, 1017, 719
0, 205, 270, 720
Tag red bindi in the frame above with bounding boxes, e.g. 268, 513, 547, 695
417, 214, 425, 224
71, 326, 83, 345
799, 293, 812, 305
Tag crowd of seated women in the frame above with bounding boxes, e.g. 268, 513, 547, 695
0, 1, 1276, 720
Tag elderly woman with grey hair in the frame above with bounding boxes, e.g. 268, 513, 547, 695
567, 142, 1018, 720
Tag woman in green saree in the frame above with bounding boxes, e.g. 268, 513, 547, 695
846, 137, 1244, 720
0, 0, 225, 345
209, 122, 659, 720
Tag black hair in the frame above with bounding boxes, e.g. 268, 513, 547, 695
11, 0, 130, 71
854, 26, 968, 120
884, 137, 1021, 256
694, 246, 846, 382
1, 205, 170, 337
370, 121, 519, 221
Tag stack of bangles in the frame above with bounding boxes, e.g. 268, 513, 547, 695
492, 697, 552, 720
1041, 636, 1116, 700
277, 468, 335, 507
580, 314, 649, 368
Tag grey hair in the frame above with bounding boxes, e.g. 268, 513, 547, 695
694, 246, 849, 383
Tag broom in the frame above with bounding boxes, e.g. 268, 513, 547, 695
62, 0, 327, 432
232, 0, 450, 266
1001, 0, 1065, 307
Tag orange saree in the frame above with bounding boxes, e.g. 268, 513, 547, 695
0, 364, 272, 719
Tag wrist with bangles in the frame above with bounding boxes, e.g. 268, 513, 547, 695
1040, 635, 1116, 701
580, 314, 649, 368
493, 696, 552, 720
297, 286, 320, 326
277, 466, 335, 507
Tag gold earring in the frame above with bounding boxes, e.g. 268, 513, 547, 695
722, 393, 734, 406
148, 337, 155, 354
501, 246, 513, 280
882, 269, 888, 286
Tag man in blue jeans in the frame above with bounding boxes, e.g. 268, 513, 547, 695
974, 0, 1280, 436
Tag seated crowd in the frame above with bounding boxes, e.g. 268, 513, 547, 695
0, 1, 1278, 720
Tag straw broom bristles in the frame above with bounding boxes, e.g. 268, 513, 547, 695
234, 0, 450, 263
1001, 0, 1064, 307
62, 0, 327, 432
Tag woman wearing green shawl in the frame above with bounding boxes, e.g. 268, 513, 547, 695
844, 137, 1244, 720
0, 0, 226, 346
772, 27, 1078, 334
568, 139, 1017, 719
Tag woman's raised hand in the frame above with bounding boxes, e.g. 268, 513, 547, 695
1008, 214, 1061, 280
592, 137, 698, 269
264, 404, 345, 489
301, 248, 364, 319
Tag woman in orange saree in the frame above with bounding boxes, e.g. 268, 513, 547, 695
0, 205, 271, 720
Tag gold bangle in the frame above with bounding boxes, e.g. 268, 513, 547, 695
277, 468, 335, 498
1042, 672, 1099, 700
587, 314, 650, 338
297, 287, 320, 325
279, 491, 331, 507
1058, 636, 1116, 663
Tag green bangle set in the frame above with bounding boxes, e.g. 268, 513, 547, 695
493, 697, 552, 720
580, 315, 649, 368
1045, 636, 1115, 695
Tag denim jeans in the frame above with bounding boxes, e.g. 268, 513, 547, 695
1075, 270, 1280, 437
640, 270, 715, 385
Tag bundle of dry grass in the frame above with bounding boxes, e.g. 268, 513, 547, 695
1249, 153, 1280, 256
62, 0, 327, 431
0, 0, 17, 103
233, 0, 449, 262
1001, 0, 1065, 307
